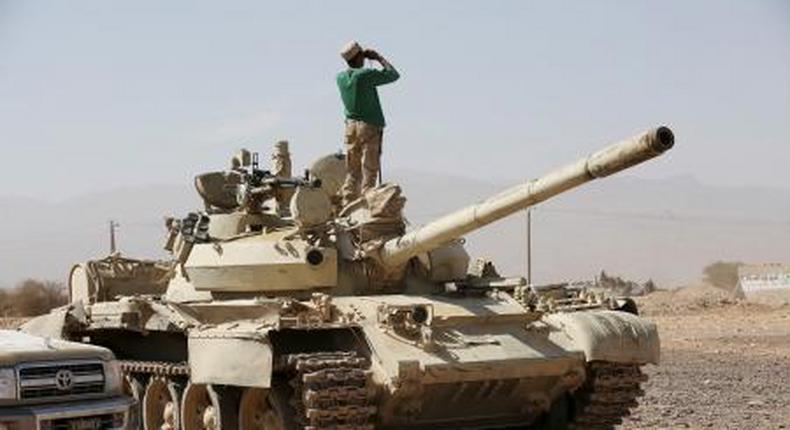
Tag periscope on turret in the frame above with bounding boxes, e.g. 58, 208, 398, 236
22, 128, 674, 430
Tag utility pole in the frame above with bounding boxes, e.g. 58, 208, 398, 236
109, 220, 119, 254
526, 209, 532, 286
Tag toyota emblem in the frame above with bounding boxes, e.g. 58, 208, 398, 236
54, 369, 74, 391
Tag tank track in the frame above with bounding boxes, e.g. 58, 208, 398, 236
286, 351, 378, 430
120, 359, 190, 377
569, 362, 646, 429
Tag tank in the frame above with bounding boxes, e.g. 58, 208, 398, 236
23, 126, 674, 430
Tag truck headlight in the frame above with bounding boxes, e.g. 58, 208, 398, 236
103, 360, 123, 395
0, 367, 16, 400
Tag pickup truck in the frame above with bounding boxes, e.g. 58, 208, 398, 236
0, 330, 134, 430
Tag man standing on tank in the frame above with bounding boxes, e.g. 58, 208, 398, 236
337, 41, 400, 207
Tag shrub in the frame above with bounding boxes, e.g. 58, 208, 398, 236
0, 279, 67, 317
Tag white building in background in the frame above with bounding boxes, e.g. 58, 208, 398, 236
736, 263, 790, 298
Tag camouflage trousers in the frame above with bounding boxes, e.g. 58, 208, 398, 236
342, 119, 382, 206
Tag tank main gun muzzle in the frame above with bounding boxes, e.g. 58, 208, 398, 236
379, 126, 675, 268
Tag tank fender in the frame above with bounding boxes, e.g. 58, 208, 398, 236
188, 328, 273, 388
544, 310, 659, 365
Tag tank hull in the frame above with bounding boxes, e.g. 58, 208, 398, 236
24, 291, 657, 429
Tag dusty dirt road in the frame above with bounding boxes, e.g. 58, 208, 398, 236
621, 285, 790, 430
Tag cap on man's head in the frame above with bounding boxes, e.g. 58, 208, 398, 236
274, 140, 289, 154
340, 41, 363, 61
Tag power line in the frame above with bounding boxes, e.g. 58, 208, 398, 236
109, 220, 119, 253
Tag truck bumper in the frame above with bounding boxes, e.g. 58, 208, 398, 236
0, 396, 135, 430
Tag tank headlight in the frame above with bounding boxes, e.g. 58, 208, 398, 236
103, 360, 123, 395
0, 367, 17, 400
306, 249, 324, 266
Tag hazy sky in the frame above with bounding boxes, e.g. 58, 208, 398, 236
1, 1, 788, 201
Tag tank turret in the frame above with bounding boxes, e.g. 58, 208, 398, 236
161, 127, 673, 297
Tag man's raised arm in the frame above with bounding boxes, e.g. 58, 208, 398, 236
363, 49, 400, 85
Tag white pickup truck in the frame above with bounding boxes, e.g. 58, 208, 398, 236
0, 330, 134, 430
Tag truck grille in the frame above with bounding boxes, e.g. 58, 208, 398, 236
18, 361, 105, 400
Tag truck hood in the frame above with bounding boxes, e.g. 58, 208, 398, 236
0, 330, 113, 366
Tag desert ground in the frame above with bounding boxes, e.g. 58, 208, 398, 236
621, 285, 790, 429
2, 285, 788, 429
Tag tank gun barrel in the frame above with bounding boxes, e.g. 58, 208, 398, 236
380, 126, 675, 268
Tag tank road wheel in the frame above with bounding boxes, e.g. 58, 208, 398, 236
122, 375, 145, 430
238, 387, 292, 430
181, 382, 235, 430
144, 377, 182, 430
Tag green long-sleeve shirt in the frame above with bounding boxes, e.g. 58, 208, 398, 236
336, 67, 400, 128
